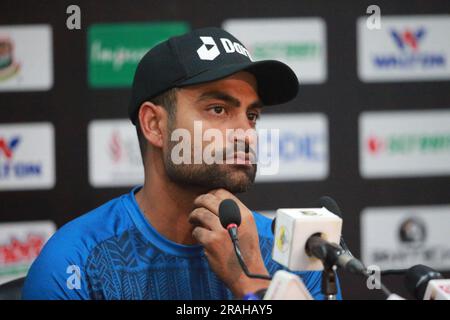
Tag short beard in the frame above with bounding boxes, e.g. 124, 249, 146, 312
165, 160, 257, 194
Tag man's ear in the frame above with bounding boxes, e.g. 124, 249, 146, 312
137, 101, 167, 149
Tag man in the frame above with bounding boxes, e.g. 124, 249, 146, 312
22, 27, 341, 300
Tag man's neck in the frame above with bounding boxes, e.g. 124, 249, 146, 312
135, 170, 206, 246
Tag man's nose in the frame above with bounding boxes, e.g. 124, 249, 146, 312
226, 115, 258, 149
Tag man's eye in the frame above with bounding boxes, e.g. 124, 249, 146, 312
248, 113, 260, 122
209, 106, 225, 115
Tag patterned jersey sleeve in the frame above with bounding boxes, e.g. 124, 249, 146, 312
22, 223, 91, 300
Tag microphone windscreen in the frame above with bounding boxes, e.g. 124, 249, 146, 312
219, 199, 241, 229
405, 264, 443, 300
318, 196, 342, 218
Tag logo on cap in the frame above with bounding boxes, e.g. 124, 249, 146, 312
197, 36, 220, 61
196, 36, 253, 61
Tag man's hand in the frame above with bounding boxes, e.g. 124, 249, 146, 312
189, 188, 270, 298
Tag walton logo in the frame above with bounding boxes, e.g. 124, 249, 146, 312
0, 135, 44, 179
391, 28, 425, 52
196, 36, 252, 61
373, 27, 445, 69
0, 136, 20, 160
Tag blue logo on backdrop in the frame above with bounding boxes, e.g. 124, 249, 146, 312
0, 136, 43, 179
373, 28, 446, 69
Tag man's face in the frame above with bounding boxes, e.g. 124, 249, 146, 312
163, 71, 262, 193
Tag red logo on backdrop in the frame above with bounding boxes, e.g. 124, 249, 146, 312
0, 136, 21, 160
0, 234, 45, 265
440, 284, 450, 295
109, 131, 122, 164
367, 136, 384, 154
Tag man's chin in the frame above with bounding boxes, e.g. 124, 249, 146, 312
216, 165, 256, 193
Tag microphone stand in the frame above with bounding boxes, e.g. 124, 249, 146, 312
322, 262, 338, 300
306, 235, 340, 300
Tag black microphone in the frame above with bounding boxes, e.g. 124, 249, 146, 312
218, 199, 272, 281
305, 233, 366, 275
405, 264, 443, 300
219, 199, 241, 242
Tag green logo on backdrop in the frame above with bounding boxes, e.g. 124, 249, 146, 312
388, 134, 450, 154
88, 22, 189, 87
252, 42, 321, 61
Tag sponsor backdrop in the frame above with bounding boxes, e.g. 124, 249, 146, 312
1, 0, 450, 299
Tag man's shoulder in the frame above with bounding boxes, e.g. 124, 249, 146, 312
251, 211, 278, 263
51, 194, 133, 251
252, 211, 274, 239
22, 192, 134, 299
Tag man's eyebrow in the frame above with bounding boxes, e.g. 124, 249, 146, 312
196, 90, 263, 109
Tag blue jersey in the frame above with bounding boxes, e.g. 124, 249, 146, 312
22, 186, 342, 300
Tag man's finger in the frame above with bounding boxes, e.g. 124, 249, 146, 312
192, 226, 214, 246
209, 189, 250, 219
193, 193, 222, 215
188, 207, 222, 231
210, 189, 244, 209
209, 188, 235, 200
